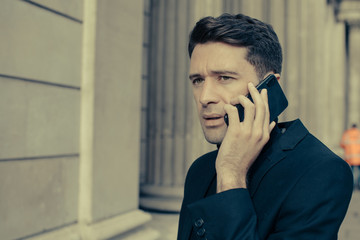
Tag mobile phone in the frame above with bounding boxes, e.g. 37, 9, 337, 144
224, 74, 288, 126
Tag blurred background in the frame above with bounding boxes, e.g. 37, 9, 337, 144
1, 0, 359, 239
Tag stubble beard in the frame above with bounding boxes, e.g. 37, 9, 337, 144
201, 125, 227, 145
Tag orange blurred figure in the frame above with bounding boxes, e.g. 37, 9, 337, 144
341, 124, 360, 189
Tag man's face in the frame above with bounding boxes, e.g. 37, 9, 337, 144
189, 42, 260, 144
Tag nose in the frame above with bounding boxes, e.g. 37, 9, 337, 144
199, 80, 219, 107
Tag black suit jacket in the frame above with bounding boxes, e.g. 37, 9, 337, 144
178, 119, 353, 240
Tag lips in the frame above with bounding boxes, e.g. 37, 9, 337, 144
203, 114, 224, 127
203, 114, 223, 120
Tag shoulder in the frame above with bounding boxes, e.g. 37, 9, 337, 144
296, 131, 346, 168
278, 120, 343, 163
276, 119, 351, 178
273, 122, 352, 206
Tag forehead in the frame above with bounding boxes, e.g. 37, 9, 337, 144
189, 42, 250, 72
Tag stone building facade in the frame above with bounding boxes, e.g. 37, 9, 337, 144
0, 0, 359, 239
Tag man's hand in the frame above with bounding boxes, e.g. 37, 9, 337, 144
216, 82, 276, 192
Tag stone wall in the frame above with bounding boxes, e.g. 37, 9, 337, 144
0, 1, 156, 239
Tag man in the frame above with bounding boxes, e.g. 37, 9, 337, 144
177, 13, 353, 240
341, 123, 360, 189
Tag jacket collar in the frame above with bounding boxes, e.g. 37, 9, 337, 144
247, 119, 309, 197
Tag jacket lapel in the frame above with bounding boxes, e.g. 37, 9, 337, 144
248, 119, 309, 197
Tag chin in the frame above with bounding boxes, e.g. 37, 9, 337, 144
205, 137, 223, 145
202, 128, 226, 145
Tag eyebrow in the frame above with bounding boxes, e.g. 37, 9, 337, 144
189, 74, 201, 81
189, 70, 239, 81
212, 70, 239, 76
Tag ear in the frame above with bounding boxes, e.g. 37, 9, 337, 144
274, 73, 281, 83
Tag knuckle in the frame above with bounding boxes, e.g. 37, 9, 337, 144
241, 128, 251, 139
225, 105, 237, 115
239, 95, 247, 101
260, 132, 270, 144
246, 102, 255, 111
240, 96, 250, 103
253, 130, 263, 141
229, 106, 238, 114
255, 99, 265, 109
258, 100, 266, 109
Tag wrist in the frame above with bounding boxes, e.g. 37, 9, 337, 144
217, 171, 247, 193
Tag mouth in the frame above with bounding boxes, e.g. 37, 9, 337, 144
203, 114, 223, 120
203, 114, 224, 127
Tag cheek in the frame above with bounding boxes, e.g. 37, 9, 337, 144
192, 88, 203, 101
192, 91, 198, 103
218, 87, 239, 104
226, 83, 249, 99
192, 92, 202, 109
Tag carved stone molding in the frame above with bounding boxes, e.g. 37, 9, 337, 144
331, 0, 360, 25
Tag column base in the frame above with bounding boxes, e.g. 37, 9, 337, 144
140, 185, 183, 212
25, 210, 158, 240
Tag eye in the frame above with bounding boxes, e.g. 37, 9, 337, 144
219, 76, 233, 81
192, 78, 204, 85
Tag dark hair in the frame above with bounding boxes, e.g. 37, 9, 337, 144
188, 13, 283, 79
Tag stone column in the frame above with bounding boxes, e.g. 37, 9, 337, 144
140, 0, 193, 212
318, 2, 347, 151
347, 25, 360, 125
277, 0, 347, 153
241, 0, 265, 20
268, 0, 287, 122
78, 1, 157, 239
140, 0, 217, 212
336, 0, 360, 127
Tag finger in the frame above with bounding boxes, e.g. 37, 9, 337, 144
229, 95, 251, 123
224, 104, 240, 127
269, 121, 276, 133
268, 121, 276, 138
260, 89, 272, 136
261, 88, 271, 124
229, 94, 246, 106
260, 121, 276, 145
248, 82, 266, 128
241, 94, 256, 128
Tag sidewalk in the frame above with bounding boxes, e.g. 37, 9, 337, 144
145, 190, 360, 240
339, 190, 360, 239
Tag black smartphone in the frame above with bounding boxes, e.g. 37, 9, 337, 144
224, 74, 288, 126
